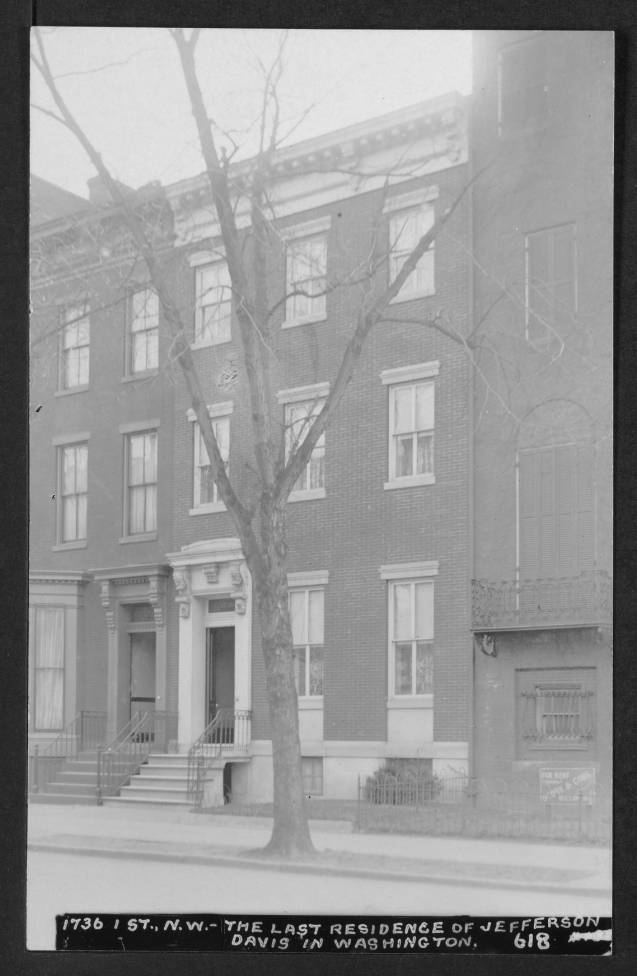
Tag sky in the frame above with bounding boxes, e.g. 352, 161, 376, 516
31, 29, 472, 199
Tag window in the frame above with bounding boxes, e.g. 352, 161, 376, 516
518, 669, 595, 751
59, 302, 89, 389
125, 431, 157, 535
285, 399, 325, 496
129, 288, 159, 373
499, 34, 548, 133
285, 234, 327, 324
389, 205, 435, 300
389, 580, 434, 696
195, 262, 231, 346
518, 442, 594, 581
525, 224, 576, 345
302, 757, 324, 797
33, 607, 65, 730
289, 588, 324, 697
193, 416, 230, 509
382, 362, 439, 489
58, 442, 87, 543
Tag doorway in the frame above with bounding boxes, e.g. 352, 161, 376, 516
129, 632, 156, 720
206, 627, 235, 737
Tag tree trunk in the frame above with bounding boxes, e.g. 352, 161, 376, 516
250, 501, 314, 857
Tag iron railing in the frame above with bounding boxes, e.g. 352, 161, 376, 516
30, 710, 106, 794
187, 708, 251, 808
472, 570, 611, 631
96, 710, 177, 804
357, 772, 610, 843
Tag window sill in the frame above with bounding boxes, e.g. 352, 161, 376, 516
384, 474, 435, 490
389, 288, 436, 305
298, 697, 324, 710
387, 695, 434, 708
52, 540, 87, 552
288, 487, 326, 503
191, 337, 232, 351
121, 369, 159, 384
119, 532, 158, 544
54, 385, 89, 398
281, 314, 327, 330
188, 502, 226, 515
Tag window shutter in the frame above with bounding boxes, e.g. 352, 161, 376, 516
555, 444, 578, 577
538, 447, 557, 578
576, 443, 595, 571
519, 450, 541, 580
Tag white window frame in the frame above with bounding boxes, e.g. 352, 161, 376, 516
385, 189, 438, 303
381, 562, 438, 702
58, 301, 90, 391
381, 361, 439, 489
278, 382, 329, 501
186, 402, 234, 515
120, 424, 159, 540
128, 287, 159, 375
282, 217, 330, 328
193, 256, 232, 348
288, 582, 326, 700
301, 756, 324, 796
32, 606, 66, 731
54, 437, 89, 549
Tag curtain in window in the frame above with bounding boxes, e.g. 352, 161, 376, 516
34, 607, 64, 729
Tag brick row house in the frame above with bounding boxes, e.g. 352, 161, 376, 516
29, 31, 612, 811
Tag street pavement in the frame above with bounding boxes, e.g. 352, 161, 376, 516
28, 800, 611, 897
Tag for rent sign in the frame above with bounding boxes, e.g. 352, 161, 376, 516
539, 767, 596, 804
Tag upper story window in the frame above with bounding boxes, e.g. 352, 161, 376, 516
385, 189, 437, 302
129, 288, 159, 373
190, 407, 231, 514
525, 223, 576, 346
289, 586, 324, 698
195, 261, 232, 347
57, 441, 88, 544
124, 429, 158, 537
283, 217, 330, 327
279, 382, 329, 501
381, 361, 439, 490
59, 302, 89, 390
499, 34, 548, 134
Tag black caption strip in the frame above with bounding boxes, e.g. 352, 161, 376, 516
56, 915, 612, 953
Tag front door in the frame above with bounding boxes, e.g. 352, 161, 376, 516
206, 627, 235, 734
130, 632, 156, 720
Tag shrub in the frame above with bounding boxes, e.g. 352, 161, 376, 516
364, 760, 443, 806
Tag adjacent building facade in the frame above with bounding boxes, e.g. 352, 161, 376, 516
29, 31, 612, 810
470, 31, 613, 813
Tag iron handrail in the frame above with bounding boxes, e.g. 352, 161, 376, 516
96, 710, 179, 804
30, 709, 106, 794
187, 709, 251, 808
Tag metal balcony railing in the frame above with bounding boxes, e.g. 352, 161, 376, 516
472, 570, 611, 631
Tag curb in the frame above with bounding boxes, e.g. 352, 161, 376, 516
28, 841, 611, 899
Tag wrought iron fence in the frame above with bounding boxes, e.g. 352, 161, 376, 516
30, 710, 107, 794
187, 708, 251, 808
357, 773, 610, 843
96, 710, 178, 803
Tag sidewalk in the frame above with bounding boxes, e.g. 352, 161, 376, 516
28, 802, 611, 896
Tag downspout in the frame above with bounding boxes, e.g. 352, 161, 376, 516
467, 99, 477, 792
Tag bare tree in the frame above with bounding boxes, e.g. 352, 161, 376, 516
32, 28, 485, 856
